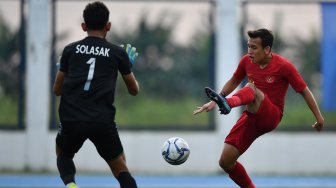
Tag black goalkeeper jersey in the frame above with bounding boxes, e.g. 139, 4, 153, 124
58, 36, 132, 124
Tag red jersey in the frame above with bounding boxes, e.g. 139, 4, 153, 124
233, 53, 307, 113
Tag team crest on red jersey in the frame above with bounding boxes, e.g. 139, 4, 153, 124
265, 75, 274, 83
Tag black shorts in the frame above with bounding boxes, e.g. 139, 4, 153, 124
56, 122, 123, 161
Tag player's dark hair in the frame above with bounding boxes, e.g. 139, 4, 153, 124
83, 1, 109, 31
247, 29, 274, 49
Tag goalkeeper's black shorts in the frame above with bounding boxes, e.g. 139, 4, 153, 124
56, 121, 124, 161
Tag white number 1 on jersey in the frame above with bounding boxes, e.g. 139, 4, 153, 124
84, 57, 96, 91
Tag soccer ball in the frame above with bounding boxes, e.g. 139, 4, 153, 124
161, 137, 190, 165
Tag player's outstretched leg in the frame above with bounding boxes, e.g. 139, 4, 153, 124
205, 87, 231, 114
225, 86, 255, 108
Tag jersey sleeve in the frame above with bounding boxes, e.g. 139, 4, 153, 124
282, 61, 307, 92
59, 45, 71, 73
233, 55, 248, 81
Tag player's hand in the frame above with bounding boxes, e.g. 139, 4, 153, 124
193, 101, 216, 115
312, 121, 324, 132
121, 44, 138, 65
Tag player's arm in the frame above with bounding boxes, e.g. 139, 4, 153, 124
299, 87, 324, 131
120, 43, 139, 96
53, 70, 65, 96
122, 73, 139, 96
219, 76, 242, 97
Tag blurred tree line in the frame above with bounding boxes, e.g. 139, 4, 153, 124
0, 12, 21, 126
0, 14, 20, 100
0, 7, 328, 128
108, 12, 213, 103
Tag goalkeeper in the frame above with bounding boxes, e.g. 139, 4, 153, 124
53, 1, 139, 188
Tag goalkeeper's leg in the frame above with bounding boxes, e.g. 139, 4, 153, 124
106, 153, 137, 188
56, 147, 77, 186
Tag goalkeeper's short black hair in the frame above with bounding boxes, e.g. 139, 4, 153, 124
83, 1, 109, 31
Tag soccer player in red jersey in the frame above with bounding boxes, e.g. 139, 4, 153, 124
193, 28, 324, 188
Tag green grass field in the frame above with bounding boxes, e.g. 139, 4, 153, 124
1, 94, 335, 130
115, 96, 210, 128
279, 102, 336, 130
0, 96, 18, 125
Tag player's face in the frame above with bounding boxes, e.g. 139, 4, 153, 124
247, 38, 269, 64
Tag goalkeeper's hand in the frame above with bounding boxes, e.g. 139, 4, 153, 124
121, 44, 138, 66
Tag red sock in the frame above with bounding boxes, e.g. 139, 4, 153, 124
225, 162, 255, 188
227, 87, 255, 108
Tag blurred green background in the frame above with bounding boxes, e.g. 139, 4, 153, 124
0, 1, 335, 131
